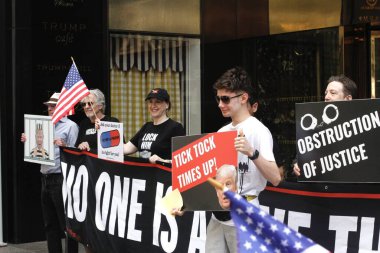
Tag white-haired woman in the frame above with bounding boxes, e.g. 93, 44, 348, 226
76, 89, 119, 153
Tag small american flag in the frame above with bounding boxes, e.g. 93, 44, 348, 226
52, 63, 90, 124
224, 190, 330, 253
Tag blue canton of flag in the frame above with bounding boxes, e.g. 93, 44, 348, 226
224, 190, 330, 253
52, 63, 89, 124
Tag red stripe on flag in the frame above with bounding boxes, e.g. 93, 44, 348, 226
52, 82, 89, 123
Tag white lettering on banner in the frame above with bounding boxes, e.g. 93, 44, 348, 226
359, 217, 377, 252
329, 215, 358, 253
72, 166, 88, 222
153, 182, 165, 247
152, 184, 179, 251
95, 172, 112, 231
273, 208, 286, 223
288, 211, 311, 231
261, 206, 311, 232
62, 162, 82, 219
188, 211, 207, 253
262, 204, 380, 253
61, 162, 70, 213
108, 176, 130, 238
127, 179, 146, 242
156, 185, 178, 252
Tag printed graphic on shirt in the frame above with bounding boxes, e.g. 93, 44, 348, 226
140, 133, 159, 150
86, 128, 97, 135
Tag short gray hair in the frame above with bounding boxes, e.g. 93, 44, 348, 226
215, 164, 237, 183
90, 89, 106, 113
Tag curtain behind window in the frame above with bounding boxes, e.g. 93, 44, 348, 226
110, 34, 186, 141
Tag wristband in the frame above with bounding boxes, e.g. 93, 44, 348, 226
248, 149, 259, 160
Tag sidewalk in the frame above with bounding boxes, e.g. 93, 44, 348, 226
0, 240, 85, 253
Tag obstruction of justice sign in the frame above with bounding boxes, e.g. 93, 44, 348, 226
296, 99, 380, 183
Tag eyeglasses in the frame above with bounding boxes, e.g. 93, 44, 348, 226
80, 101, 94, 108
215, 94, 243, 104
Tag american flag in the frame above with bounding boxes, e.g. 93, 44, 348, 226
224, 190, 330, 253
52, 63, 90, 124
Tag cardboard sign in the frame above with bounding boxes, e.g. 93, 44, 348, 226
172, 131, 237, 210
97, 121, 124, 162
296, 99, 380, 182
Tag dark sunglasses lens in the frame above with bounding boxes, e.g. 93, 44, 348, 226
215, 96, 231, 104
81, 102, 93, 107
220, 96, 230, 104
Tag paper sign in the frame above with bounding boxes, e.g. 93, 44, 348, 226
98, 121, 124, 162
159, 188, 183, 216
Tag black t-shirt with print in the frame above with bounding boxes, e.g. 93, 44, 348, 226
130, 118, 185, 160
76, 115, 119, 153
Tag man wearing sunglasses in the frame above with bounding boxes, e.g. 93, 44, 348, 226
207, 67, 281, 253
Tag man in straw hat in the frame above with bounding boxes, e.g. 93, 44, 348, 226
21, 92, 79, 253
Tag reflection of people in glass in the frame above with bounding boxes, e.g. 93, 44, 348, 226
214, 165, 237, 210
30, 123, 49, 159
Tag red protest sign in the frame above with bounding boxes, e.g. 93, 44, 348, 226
171, 131, 237, 192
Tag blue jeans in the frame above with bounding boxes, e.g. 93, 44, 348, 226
41, 174, 78, 253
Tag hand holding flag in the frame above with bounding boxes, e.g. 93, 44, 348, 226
51, 60, 90, 124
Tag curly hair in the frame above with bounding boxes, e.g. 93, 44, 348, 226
213, 67, 256, 103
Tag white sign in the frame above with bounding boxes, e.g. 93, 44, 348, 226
97, 121, 124, 162
24, 114, 55, 166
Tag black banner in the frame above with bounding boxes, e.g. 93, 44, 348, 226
61, 147, 380, 253
260, 182, 380, 253
296, 99, 380, 182
61, 148, 209, 253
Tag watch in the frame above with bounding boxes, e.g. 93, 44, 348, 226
248, 149, 259, 160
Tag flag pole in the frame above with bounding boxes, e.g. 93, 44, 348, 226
207, 177, 224, 191
70, 56, 78, 69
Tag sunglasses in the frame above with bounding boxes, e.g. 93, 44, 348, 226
80, 101, 94, 108
215, 94, 243, 104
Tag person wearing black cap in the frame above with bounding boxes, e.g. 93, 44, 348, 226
21, 92, 79, 253
123, 88, 185, 164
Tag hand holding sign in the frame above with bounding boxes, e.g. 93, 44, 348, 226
234, 129, 254, 157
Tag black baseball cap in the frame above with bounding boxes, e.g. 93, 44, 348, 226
145, 88, 170, 101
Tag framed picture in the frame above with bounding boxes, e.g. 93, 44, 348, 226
24, 114, 55, 166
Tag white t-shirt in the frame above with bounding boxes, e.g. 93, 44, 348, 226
218, 116, 275, 197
